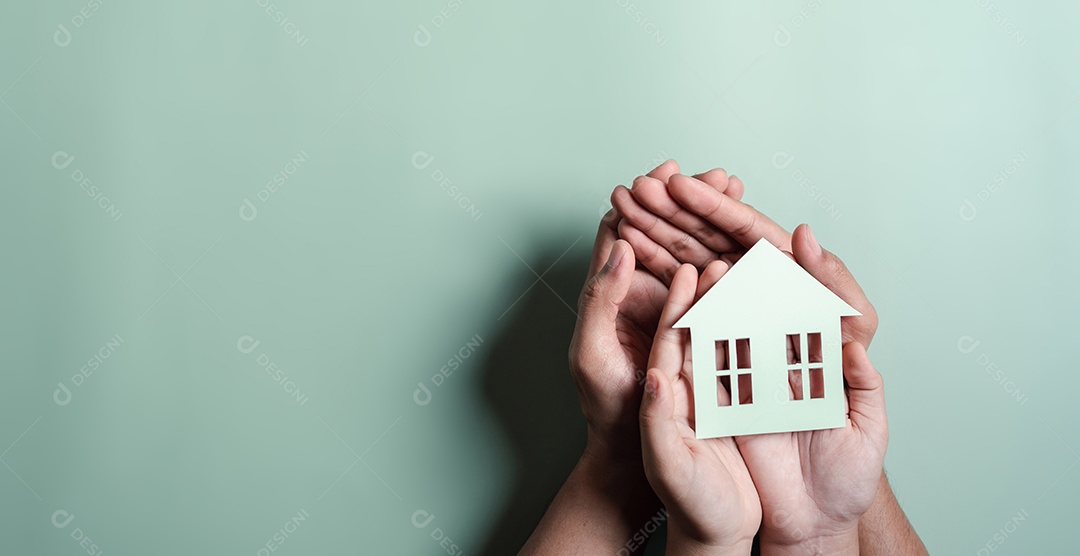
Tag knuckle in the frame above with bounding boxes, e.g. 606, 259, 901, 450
732, 210, 758, 238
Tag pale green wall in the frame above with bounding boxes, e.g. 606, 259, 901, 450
1, 2, 1076, 554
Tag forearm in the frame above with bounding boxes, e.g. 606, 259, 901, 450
857, 471, 927, 555
520, 450, 660, 555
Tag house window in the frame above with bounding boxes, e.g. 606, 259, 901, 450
786, 332, 824, 401
715, 338, 752, 406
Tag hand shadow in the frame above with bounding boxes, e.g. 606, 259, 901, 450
476, 235, 665, 556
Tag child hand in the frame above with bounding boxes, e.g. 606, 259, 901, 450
638, 263, 761, 555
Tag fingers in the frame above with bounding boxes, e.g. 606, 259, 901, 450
693, 168, 745, 202
586, 209, 621, 279
646, 159, 681, 181
696, 259, 730, 300
648, 264, 698, 378
842, 342, 888, 446
612, 184, 717, 269
617, 220, 681, 285
791, 224, 879, 347
668, 173, 792, 251
724, 174, 745, 201
640, 368, 690, 486
576, 240, 636, 347
630, 175, 743, 254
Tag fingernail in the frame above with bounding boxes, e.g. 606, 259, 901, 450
644, 371, 657, 398
605, 242, 624, 271
806, 225, 822, 256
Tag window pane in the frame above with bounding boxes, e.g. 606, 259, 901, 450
738, 373, 753, 404
808, 333, 823, 364
786, 334, 801, 365
809, 368, 824, 399
717, 375, 731, 407
736, 338, 751, 369
715, 340, 729, 371
788, 369, 803, 401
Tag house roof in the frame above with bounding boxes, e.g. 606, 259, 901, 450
673, 238, 860, 329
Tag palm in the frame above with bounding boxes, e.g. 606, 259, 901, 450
737, 428, 882, 543
639, 264, 761, 546
570, 265, 671, 459
665, 362, 761, 542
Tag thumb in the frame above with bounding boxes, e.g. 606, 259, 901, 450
576, 239, 634, 330
639, 368, 689, 489
842, 342, 888, 448
792, 224, 878, 346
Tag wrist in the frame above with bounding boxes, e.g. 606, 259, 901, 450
572, 447, 662, 554
666, 521, 755, 556
760, 525, 859, 556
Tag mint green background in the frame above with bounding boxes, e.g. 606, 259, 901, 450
2, 2, 1076, 554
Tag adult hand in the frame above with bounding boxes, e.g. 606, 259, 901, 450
568, 161, 682, 467
639, 263, 761, 555
739, 339, 888, 555
614, 170, 878, 347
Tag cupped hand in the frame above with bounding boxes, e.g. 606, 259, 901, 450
614, 169, 878, 347
568, 161, 687, 465
737, 340, 888, 554
639, 263, 761, 555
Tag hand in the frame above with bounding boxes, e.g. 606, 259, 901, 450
613, 170, 878, 347
739, 341, 887, 555
610, 163, 749, 285
639, 263, 761, 555
734, 242, 889, 555
568, 161, 684, 467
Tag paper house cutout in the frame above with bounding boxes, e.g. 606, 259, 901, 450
673, 238, 860, 438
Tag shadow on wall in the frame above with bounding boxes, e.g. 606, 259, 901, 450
476, 236, 665, 556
